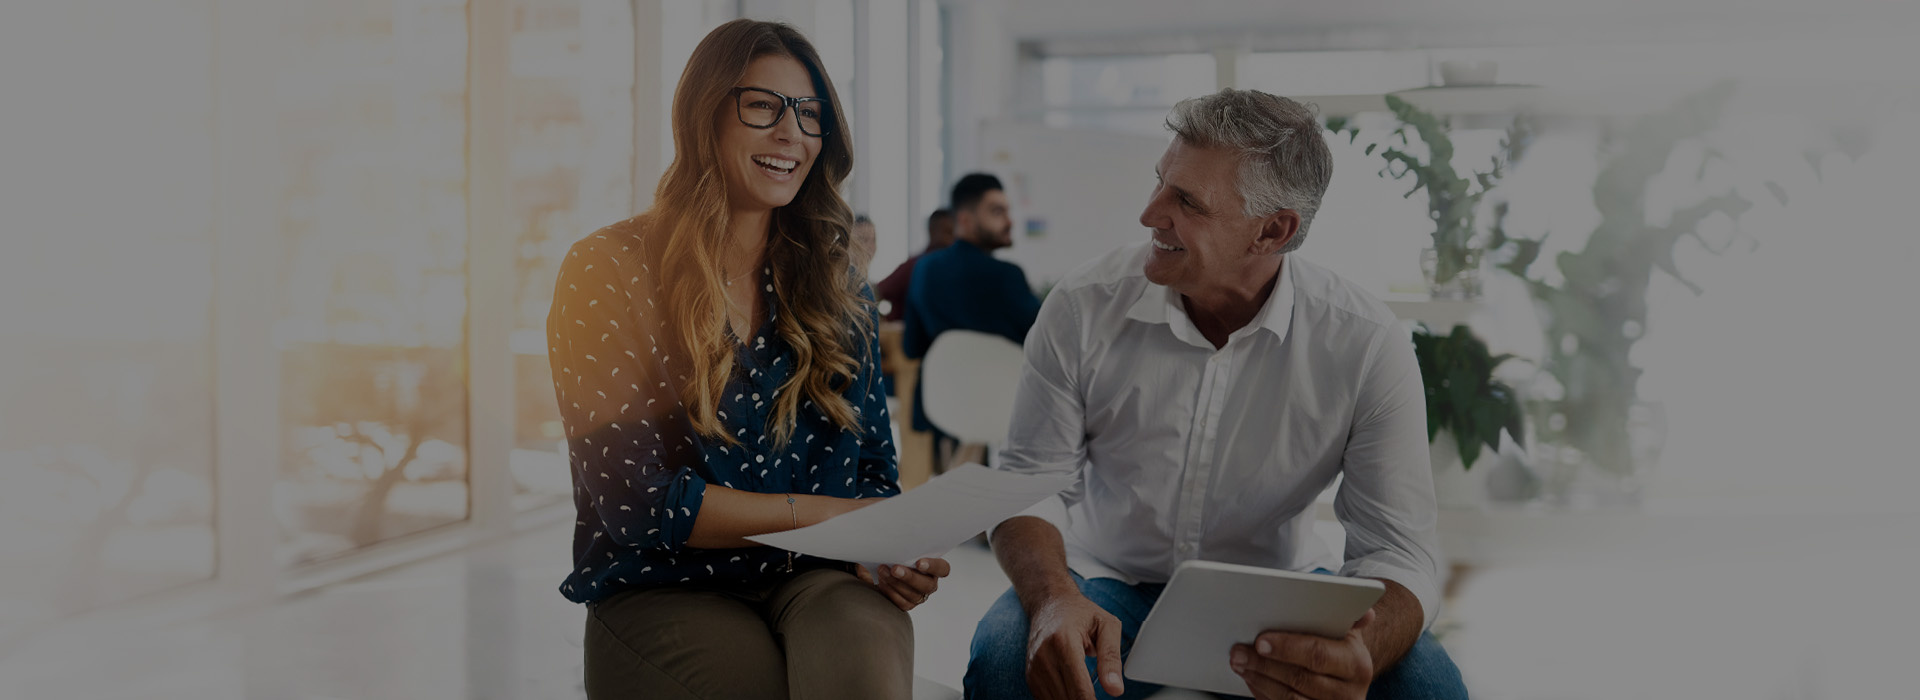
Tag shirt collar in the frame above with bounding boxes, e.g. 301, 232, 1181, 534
1126, 255, 1294, 348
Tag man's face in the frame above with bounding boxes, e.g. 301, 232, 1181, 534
960, 189, 1013, 250
1137, 139, 1275, 293
928, 215, 955, 250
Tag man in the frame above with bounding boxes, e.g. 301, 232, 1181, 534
851, 213, 879, 280
902, 174, 1042, 443
964, 90, 1467, 700
876, 208, 955, 322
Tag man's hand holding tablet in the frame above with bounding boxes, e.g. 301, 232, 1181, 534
1231, 607, 1377, 700
1124, 561, 1386, 698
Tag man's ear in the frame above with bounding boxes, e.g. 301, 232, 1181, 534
1252, 209, 1302, 255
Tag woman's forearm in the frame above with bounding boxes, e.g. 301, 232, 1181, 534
685, 486, 867, 548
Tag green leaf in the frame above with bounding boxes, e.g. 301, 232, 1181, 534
1803, 149, 1825, 182
1409, 322, 1526, 471
1765, 181, 1788, 206
1473, 402, 1502, 455
1502, 389, 1526, 447
1546, 285, 1610, 342
1833, 123, 1873, 161
1696, 147, 1723, 180
1500, 236, 1544, 278
1456, 427, 1483, 470
1447, 367, 1477, 427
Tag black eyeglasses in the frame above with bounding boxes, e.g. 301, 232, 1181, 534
731, 87, 831, 137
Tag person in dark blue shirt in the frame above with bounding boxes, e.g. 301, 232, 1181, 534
903, 173, 1043, 445
876, 208, 955, 322
547, 20, 949, 699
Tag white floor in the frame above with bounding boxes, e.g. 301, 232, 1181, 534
6, 509, 1919, 699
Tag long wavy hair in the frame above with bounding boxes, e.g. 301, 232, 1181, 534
623, 19, 866, 449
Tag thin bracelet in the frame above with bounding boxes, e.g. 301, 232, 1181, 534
785, 494, 798, 572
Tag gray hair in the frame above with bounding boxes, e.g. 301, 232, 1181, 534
1165, 89, 1333, 253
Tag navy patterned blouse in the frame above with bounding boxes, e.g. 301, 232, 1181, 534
547, 226, 900, 604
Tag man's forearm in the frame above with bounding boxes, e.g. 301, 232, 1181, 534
1363, 578, 1425, 672
991, 516, 1080, 608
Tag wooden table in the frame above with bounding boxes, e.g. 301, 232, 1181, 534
878, 322, 935, 489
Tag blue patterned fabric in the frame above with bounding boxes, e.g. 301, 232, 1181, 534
547, 229, 899, 604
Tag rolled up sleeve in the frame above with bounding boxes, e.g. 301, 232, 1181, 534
1333, 324, 1444, 630
995, 290, 1088, 534
548, 239, 708, 552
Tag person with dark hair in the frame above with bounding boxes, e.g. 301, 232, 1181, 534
875, 208, 954, 322
852, 213, 878, 279
902, 173, 1042, 458
545, 19, 948, 699
964, 89, 1466, 700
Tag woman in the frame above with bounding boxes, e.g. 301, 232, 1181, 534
546, 19, 948, 699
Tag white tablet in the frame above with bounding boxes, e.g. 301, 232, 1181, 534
1123, 560, 1385, 697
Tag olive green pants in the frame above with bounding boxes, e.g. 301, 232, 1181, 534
584, 567, 913, 699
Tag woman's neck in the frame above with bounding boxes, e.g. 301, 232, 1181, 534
724, 207, 772, 272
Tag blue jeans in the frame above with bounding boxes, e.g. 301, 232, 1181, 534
964, 570, 1467, 700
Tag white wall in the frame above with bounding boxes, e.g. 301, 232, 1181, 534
854, 0, 912, 279
977, 118, 1441, 296
643, 0, 740, 212
976, 121, 1168, 288
941, 0, 1011, 179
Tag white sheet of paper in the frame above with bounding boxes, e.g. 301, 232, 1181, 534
745, 463, 1071, 566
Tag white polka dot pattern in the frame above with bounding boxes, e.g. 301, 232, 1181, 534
547, 228, 900, 604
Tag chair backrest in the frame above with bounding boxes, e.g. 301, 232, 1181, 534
920, 330, 1025, 445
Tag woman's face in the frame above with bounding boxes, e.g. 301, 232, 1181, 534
717, 55, 826, 215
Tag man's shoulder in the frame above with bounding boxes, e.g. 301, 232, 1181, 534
922, 243, 1031, 284
981, 252, 1031, 280
1287, 255, 1399, 333
1049, 241, 1151, 305
913, 244, 961, 273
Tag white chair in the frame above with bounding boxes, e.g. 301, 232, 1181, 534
913, 675, 963, 700
919, 330, 1025, 463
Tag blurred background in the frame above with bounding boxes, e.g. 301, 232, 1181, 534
1, 0, 1916, 698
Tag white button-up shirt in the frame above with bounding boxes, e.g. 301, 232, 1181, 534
998, 242, 1442, 628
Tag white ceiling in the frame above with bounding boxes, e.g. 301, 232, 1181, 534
1007, 0, 1920, 54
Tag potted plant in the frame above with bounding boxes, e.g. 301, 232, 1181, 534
1412, 324, 1525, 511
1327, 97, 1531, 298
1484, 84, 1739, 503
1483, 80, 1851, 505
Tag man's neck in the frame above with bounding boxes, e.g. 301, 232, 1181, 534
959, 234, 1000, 252
1180, 256, 1283, 349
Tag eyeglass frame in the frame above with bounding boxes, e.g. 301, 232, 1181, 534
729, 86, 833, 137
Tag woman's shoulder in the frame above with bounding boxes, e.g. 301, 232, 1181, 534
565, 217, 651, 262
559, 217, 658, 284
